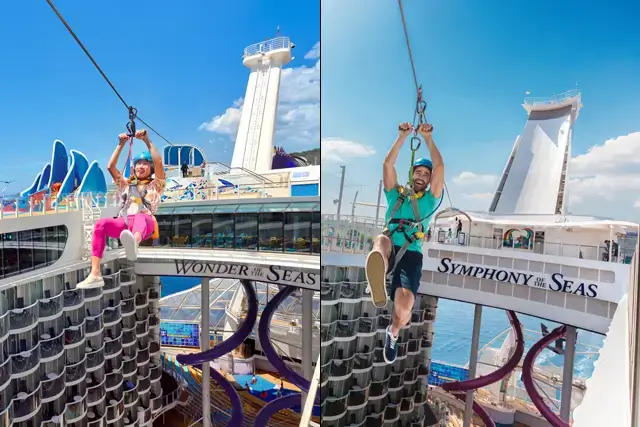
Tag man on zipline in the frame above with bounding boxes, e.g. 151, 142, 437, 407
365, 121, 445, 364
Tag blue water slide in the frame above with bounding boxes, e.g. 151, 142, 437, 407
37, 164, 52, 192
58, 150, 89, 198
47, 139, 69, 188
76, 161, 108, 196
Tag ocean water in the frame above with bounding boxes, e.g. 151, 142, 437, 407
160, 277, 603, 380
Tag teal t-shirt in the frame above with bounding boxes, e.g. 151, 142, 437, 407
384, 186, 439, 253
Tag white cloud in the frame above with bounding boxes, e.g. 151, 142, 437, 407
321, 137, 376, 162
199, 43, 320, 152
304, 42, 320, 60
460, 192, 493, 200
571, 132, 640, 176
452, 171, 498, 187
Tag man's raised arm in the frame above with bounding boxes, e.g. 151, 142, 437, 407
417, 123, 444, 199
383, 122, 413, 191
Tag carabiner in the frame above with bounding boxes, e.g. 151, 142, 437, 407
410, 135, 421, 151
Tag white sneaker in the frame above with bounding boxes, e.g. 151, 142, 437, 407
120, 230, 139, 261
77, 274, 104, 289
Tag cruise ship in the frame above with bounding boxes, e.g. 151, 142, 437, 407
320, 90, 640, 427
0, 35, 321, 427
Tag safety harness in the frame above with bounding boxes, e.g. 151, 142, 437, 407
119, 106, 160, 240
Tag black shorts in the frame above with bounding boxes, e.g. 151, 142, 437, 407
388, 246, 423, 301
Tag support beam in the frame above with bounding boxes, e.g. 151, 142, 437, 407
463, 305, 483, 427
201, 277, 211, 427
301, 289, 313, 404
560, 325, 577, 422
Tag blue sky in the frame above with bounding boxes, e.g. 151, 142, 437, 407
321, 0, 640, 221
0, 1, 319, 195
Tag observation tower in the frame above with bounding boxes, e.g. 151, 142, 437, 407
230, 36, 295, 174
489, 90, 582, 215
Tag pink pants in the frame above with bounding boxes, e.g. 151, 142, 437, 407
92, 214, 155, 258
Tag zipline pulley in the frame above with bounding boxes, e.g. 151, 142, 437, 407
126, 106, 138, 137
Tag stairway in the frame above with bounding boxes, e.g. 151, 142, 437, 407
243, 59, 271, 171
81, 194, 102, 260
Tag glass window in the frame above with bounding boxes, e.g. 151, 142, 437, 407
235, 213, 258, 251
312, 212, 320, 254
172, 215, 192, 247
0, 237, 3, 278
213, 205, 238, 213
45, 226, 58, 265
212, 214, 234, 249
157, 215, 173, 247
3, 233, 19, 277
258, 212, 283, 252
18, 230, 34, 273
192, 214, 213, 248
284, 212, 311, 253
56, 225, 67, 259
32, 229, 47, 269
260, 203, 290, 212
236, 204, 263, 213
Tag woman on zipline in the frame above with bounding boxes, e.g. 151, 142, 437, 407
77, 129, 166, 289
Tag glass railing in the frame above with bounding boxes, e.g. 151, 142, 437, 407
40, 332, 65, 360
150, 364, 162, 382
9, 302, 39, 331
136, 346, 150, 366
64, 395, 86, 424
65, 358, 87, 384
87, 380, 106, 405
39, 292, 64, 319
87, 412, 106, 427
64, 322, 85, 347
135, 320, 148, 337
41, 372, 65, 400
86, 346, 105, 370
106, 396, 125, 422
86, 315, 104, 335
123, 357, 137, 376
137, 373, 151, 394
103, 271, 121, 292
63, 289, 84, 309
83, 287, 103, 302
134, 293, 147, 308
121, 299, 136, 315
12, 386, 41, 420
11, 344, 40, 375
120, 268, 136, 285
122, 329, 136, 346
0, 402, 11, 427
106, 370, 124, 390
105, 335, 123, 357
104, 307, 122, 325
0, 312, 9, 342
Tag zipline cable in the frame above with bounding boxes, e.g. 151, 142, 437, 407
44, 0, 175, 147
397, 0, 454, 209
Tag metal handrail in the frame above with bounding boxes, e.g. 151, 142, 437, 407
524, 89, 580, 106
243, 37, 292, 58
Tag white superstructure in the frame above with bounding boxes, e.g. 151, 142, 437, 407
230, 36, 294, 173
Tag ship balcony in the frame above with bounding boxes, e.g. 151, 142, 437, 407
404, 366, 418, 383
63, 289, 84, 312
0, 360, 9, 396
346, 386, 368, 408
0, 313, 8, 344
388, 372, 404, 391
87, 377, 106, 406
122, 356, 137, 377
85, 314, 104, 337
320, 281, 367, 303
150, 392, 163, 414
123, 414, 139, 427
136, 405, 152, 425
384, 404, 400, 423
39, 292, 64, 321
83, 287, 103, 303
10, 302, 39, 333
123, 383, 138, 408
136, 345, 150, 366
105, 333, 123, 358
65, 357, 87, 386
0, 403, 10, 427
352, 352, 374, 371
121, 298, 136, 316
148, 315, 160, 332
64, 394, 87, 424
135, 320, 149, 338
120, 268, 136, 286
106, 369, 124, 392
64, 321, 85, 349
11, 344, 40, 377
148, 287, 160, 302
134, 292, 148, 309
122, 329, 136, 347
326, 355, 354, 380
323, 397, 347, 419
137, 373, 151, 395
103, 271, 121, 294
86, 345, 105, 372
417, 363, 430, 378
106, 395, 125, 423
149, 339, 160, 355
149, 364, 162, 383
104, 306, 122, 327
87, 411, 106, 427
13, 384, 42, 422
41, 372, 65, 401
414, 389, 427, 405
369, 379, 389, 399
105, 353, 123, 374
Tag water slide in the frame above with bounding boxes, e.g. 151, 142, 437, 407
441, 310, 525, 427
522, 325, 570, 427
271, 146, 309, 170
